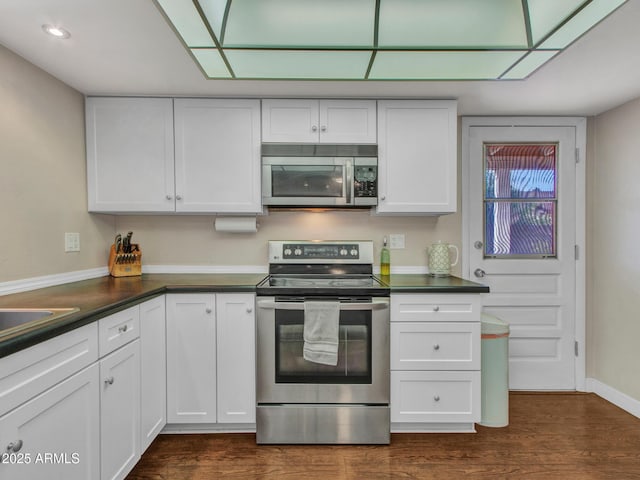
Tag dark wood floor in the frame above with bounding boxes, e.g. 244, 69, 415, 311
127, 393, 640, 479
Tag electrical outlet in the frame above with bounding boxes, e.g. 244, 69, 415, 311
389, 234, 405, 249
65, 232, 80, 252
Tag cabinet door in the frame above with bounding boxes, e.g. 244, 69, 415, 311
174, 99, 262, 213
0, 364, 99, 480
86, 97, 175, 213
166, 294, 217, 423
216, 294, 255, 424
139, 297, 166, 453
320, 100, 377, 144
100, 340, 141, 480
377, 100, 457, 214
261, 99, 319, 143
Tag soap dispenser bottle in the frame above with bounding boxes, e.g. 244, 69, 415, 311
380, 237, 391, 276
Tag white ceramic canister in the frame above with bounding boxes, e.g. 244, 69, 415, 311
427, 241, 459, 276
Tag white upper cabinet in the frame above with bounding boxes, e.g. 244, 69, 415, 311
174, 98, 262, 213
86, 97, 175, 213
262, 99, 377, 144
86, 97, 261, 214
377, 100, 457, 214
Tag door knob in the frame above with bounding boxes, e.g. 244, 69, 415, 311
474, 268, 486, 278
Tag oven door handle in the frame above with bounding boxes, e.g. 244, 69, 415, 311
257, 300, 389, 311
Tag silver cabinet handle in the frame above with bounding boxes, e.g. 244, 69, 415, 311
320, 125, 327, 132
257, 300, 389, 311
433, 306, 440, 312
246, 307, 253, 314
6, 440, 23, 453
118, 324, 128, 333
176, 195, 183, 200
474, 268, 486, 278
166, 194, 173, 200
434, 395, 440, 402
380, 195, 386, 201
205, 308, 212, 314
104, 376, 114, 386
433, 344, 440, 351
311, 125, 318, 132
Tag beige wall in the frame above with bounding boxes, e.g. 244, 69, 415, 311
114, 209, 462, 273
0, 45, 114, 283
587, 96, 640, 400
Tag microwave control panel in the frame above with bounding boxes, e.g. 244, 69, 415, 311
354, 165, 377, 198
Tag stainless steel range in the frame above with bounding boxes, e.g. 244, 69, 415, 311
255, 240, 390, 444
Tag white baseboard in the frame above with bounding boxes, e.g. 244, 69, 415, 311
586, 378, 640, 419
0, 267, 108, 296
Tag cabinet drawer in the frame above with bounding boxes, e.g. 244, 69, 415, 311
391, 294, 480, 323
98, 306, 140, 357
0, 323, 98, 417
391, 322, 480, 370
391, 370, 480, 423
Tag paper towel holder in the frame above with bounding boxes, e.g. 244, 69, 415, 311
214, 216, 258, 233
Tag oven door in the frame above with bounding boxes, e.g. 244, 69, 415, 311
262, 157, 354, 206
256, 297, 389, 405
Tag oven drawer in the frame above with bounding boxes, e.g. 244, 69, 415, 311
391, 370, 480, 423
391, 294, 480, 323
391, 322, 480, 370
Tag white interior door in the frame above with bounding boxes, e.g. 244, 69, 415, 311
465, 123, 580, 390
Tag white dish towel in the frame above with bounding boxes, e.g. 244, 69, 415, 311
303, 301, 340, 366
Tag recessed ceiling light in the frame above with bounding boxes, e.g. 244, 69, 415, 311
42, 24, 71, 39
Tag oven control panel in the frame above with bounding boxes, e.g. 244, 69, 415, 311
268, 240, 374, 264
282, 243, 359, 259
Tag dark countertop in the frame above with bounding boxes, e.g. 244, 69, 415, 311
0, 273, 266, 358
0, 272, 487, 358
382, 274, 489, 293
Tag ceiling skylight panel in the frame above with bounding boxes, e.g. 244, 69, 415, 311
526, 0, 586, 45
222, 0, 375, 47
198, 0, 230, 39
369, 51, 525, 80
156, 0, 215, 47
539, 0, 627, 49
191, 48, 231, 77
225, 50, 371, 79
501, 50, 560, 79
378, 0, 528, 48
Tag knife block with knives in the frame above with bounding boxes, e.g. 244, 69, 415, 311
109, 232, 142, 277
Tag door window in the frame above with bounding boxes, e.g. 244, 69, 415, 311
483, 144, 557, 258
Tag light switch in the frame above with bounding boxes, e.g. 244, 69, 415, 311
65, 232, 80, 252
389, 234, 405, 249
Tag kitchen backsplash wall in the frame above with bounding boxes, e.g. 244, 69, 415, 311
0, 44, 114, 284
114, 209, 462, 275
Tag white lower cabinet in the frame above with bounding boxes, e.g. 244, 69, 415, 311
0, 363, 100, 480
216, 293, 255, 424
139, 297, 167, 452
166, 293, 256, 426
100, 339, 141, 480
166, 293, 217, 423
390, 294, 481, 432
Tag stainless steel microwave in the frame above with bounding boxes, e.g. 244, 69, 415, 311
261, 144, 378, 207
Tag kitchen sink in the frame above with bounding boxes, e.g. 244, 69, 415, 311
0, 308, 79, 336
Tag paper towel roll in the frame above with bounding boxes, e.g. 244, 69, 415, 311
214, 217, 258, 233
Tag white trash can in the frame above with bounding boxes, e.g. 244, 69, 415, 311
480, 313, 510, 427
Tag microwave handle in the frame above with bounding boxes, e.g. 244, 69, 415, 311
257, 300, 389, 311
345, 159, 353, 205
